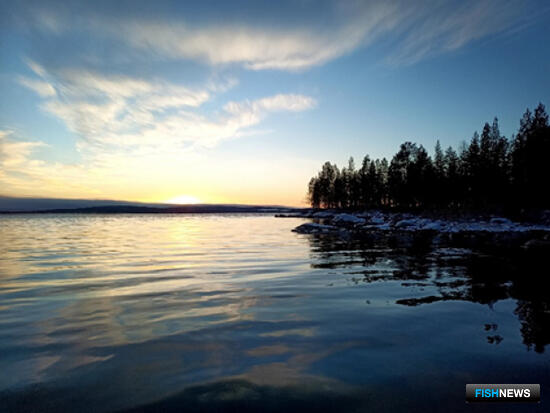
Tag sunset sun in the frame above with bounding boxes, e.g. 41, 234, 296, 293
165, 195, 202, 205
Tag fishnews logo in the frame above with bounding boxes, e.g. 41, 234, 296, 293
466, 384, 540, 403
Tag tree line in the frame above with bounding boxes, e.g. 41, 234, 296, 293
307, 103, 550, 211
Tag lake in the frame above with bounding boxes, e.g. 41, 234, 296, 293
0, 214, 548, 412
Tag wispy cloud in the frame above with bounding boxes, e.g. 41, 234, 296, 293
0, 127, 320, 205
0, 130, 46, 168
0, 128, 117, 196
385, 0, 524, 65
17, 76, 57, 97
20, 63, 315, 150
23, 0, 529, 70
2, 0, 540, 204
3, 61, 317, 199
110, 11, 398, 71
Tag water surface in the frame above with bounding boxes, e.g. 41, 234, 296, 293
0, 214, 548, 412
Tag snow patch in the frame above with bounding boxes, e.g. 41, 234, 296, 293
332, 213, 366, 225
395, 219, 419, 228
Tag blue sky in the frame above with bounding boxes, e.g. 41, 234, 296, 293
1, 0, 549, 206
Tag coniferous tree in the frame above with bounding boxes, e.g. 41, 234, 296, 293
388, 142, 417, 208
434, 140, 446, 206
511, 103, 550, 208
444, 146, 459, 207
306, 103, 548, 212
377, 158, 389, 206
359, 155, 371, 208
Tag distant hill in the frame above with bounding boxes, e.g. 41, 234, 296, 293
0, 196, 301, 214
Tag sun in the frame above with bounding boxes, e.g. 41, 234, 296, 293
165, 195, 202, 205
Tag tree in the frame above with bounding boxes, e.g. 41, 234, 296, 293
306, 103, 548, 211
434, 140, 446, 206
511, 103, 550, 207
444, 146, 459, 207
388, 142, 417, 208
307, 177, 321, 208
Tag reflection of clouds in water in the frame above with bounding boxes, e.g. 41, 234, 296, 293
0, 215, 311, 387
17, 288, 263, 384
2, 215, 549, 412
260, 327, 317, 338
0, 355, 60, 388
237, 341, 361, 388
246, 344, 290, 357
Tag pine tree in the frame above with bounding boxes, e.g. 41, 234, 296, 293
434, 140, 446, 206
306, 103, 548, 211
444, 146, 459, 207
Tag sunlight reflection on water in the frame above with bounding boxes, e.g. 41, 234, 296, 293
0, 214, 548, 412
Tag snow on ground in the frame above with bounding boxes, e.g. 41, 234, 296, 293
332, 213, 366, 225
281, 210, 550, 234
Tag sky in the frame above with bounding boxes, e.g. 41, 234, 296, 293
0, 0, 549, 207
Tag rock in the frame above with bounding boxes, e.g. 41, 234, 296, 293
312, 211, 334, 218
369, 216, 385, 225
289, 210, 550, 237
435, 247, 473, 256
292, 223, 338, 234
395, 219, 419, 229
490, 217, 513, 225
522, 238, 550, 251
422, 221, 443, 231
332, 213, 366, 225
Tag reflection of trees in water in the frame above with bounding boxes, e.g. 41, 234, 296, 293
515, 301, 550, 353
306, 232, 550, 353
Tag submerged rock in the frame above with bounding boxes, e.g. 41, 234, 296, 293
292, 222, 339, 234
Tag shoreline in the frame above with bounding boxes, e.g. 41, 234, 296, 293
279, 210, 550, 251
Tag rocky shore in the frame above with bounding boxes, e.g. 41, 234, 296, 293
276, 210, 550, 251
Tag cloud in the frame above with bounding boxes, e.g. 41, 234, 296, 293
385, 0, 524, 65
111, 13, 396, 71
5, 61, 317, 198
0, 130, 46, 168
20, 64, 314, 151
17, 76, 56, 97
0, 127, 320, 205
224, 94, 316, 116
3, 43, 317, 200
0, 129, 110, 196
2, 0, 536, 204
22, 0, 529, 70
25, 59, 48, 78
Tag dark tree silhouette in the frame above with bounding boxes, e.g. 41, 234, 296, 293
307, 103, 549, 211
511, 103, 550, 208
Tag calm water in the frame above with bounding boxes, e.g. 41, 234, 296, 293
0, 214, 548, 412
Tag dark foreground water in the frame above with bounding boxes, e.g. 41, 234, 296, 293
0, 214, 548, 412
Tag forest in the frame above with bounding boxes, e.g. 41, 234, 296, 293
307, 103, 550, 211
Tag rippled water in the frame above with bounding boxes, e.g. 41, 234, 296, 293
0, 214, 548, 412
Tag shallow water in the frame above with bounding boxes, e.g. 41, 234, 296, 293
0, 214, 548, 412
